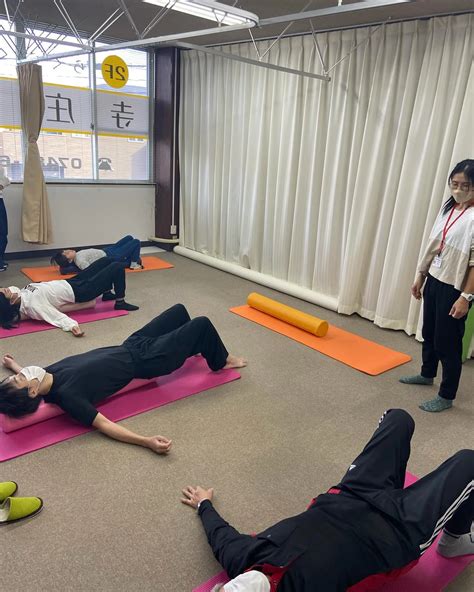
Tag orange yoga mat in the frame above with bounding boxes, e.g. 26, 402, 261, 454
21, 256, 174, 282
230, 305, 411, 375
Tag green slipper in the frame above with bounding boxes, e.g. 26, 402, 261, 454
0, 496, 43, 524
0, 481, 18, 503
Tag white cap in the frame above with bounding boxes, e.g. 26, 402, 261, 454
223, 570, 271, 592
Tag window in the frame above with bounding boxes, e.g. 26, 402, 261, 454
0, 18, 24, 181
0, 23, 152, 183
38, 52, 94, 180
96, 48, 150, 181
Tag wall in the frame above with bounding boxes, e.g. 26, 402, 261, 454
3, 183, 156, 254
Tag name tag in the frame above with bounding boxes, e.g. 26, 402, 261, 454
432, 255, 442, 268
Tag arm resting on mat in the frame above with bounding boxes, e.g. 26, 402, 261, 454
26, 294, 80, 334
92, 412, 172, 454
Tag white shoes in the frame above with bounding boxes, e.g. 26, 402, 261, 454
129, 262, 144, 270
437, 528, 474, 558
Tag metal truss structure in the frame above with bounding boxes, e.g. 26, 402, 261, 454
0, 0, 416, 82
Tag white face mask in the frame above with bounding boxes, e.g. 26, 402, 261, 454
223, 571, 271, 592
20, 366, 46, 383
452, 189, 473, 204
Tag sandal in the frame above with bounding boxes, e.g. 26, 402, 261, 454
0, 481, 18, 503
0, 496, 43, 524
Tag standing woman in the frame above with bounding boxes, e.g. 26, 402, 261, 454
0, 167, 10, 272
400, 159, 474, 412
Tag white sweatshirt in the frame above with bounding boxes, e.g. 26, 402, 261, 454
74, 248, 106, 270
9, 282, 79, 332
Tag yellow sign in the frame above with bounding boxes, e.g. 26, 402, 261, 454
101, 55, 129, 89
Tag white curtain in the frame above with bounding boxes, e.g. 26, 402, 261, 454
179, 15, 473, 338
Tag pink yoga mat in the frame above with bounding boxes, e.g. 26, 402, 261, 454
193, 472, 472, 592
0, 356, 240, 462
0, 299, 128, 339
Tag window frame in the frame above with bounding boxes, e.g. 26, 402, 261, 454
0, 41, 154, 185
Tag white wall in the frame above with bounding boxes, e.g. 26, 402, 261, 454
3, 183, 156, 254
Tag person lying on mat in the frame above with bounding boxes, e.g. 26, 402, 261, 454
51, 234, 143, 274
0, 257, 138, 336
181, 409, 473, 592
0, 304, 246, 452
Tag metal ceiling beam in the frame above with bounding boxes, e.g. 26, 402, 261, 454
141, 2, 174, 39
0, 28, 89, 49
175, 41, 330, 81
257, 0, 414, 27
116, 0, 141, 39
89, 20, 257, 51
14, 0, 416, 65
89, 8, 124, 42
54, 0, 83, 44
16, 47, 90, 63
256, 0, 315, 62
3, 0, 11, 24
0, 25, 19, 57
17, 20, 257, 63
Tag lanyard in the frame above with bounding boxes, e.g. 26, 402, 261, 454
438, 206, 470, 254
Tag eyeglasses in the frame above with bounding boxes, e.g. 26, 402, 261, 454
449, 181, 472, 191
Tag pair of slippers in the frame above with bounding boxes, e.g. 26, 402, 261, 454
0, 481, 43, 524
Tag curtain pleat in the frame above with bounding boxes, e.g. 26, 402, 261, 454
179, 15, 473, 340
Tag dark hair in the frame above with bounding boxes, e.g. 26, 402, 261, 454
0, 381, 41, 417
0, 293, 21, 329
51, 251, 69, 267
443, 159, 474, 214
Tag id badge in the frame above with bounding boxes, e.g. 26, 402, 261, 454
432, 255, 442, 268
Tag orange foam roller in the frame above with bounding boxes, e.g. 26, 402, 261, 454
247, 292, 329, 337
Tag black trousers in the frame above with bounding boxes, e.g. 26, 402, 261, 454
0, 198, 8, 265
123, 303, 229, 377
200, 410, 473, 580
339, 409, 473, 551
421, 274, 469, 400
66, 257, 126, 301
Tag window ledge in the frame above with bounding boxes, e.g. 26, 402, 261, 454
8, 180, 155, 186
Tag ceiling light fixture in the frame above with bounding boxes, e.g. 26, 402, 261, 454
142, 0, 258, 27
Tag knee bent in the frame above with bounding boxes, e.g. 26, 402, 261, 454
383, 409, 415, 432
193, 315, 212, 330
453, 449, 474, 471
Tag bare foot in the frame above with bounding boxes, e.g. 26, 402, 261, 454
223, 354, 247, 369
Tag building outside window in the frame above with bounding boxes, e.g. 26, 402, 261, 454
0, 22, 152, 183
0, 17, 24, 181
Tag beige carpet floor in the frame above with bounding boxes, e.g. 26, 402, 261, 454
1, 251, 472, 592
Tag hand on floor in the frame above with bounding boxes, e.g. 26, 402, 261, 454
71, 325, 84, 337
2, 353, 16, 370
181, 485, 214, 510
147, 435, 172, 454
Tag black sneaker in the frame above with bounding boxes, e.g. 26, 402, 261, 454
0, 264, 7, 272
102, 291, 117, 301
114, 301, 139, 311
